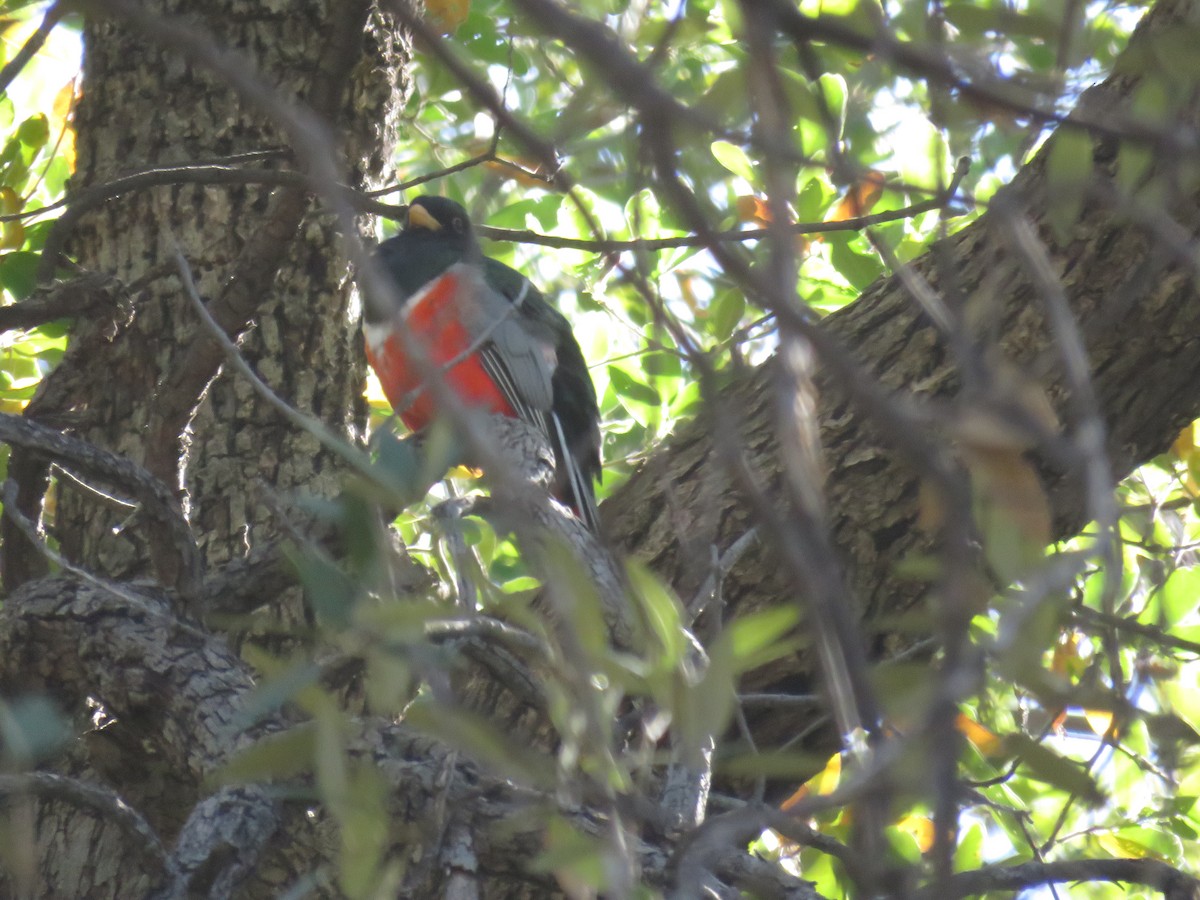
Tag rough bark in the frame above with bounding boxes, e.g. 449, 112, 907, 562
1, 1, 407, 896
604, 0, 1200, 746
52, 0, 405, 579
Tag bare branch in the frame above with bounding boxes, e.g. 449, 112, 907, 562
0, 273, 122, 334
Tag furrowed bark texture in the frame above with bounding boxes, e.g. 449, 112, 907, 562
1, 1, 406, 895
604, 0, 1200, 746
52, 0, 405, 578
0, 578, 664, 899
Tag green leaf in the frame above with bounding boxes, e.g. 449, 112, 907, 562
816, 74, 847, 141
16, 113, 48, 150
405, 700, 555, 788
337, 767, 390, 899
607, 364, 660, 407
0, 251, 40, 300
1045, 129, 1093, 243
0, 694, 70, 768
286, 545, 357, 629
1001, 734, 1104, 804
219, 723, 317, 783
1158, 567, 1200, 626
709, 288, 745, 340
794, 175, 830, 221
718, 749, 829, 779
724, 605, 801, 674
1119, 80, 1169, 194
625, 561, 686, 668
233, 658, 322, 728
641, 349, 681, 379
530, 817, 611, 889
711, 139, 756, 185
828, 235, 884, 289
371, 428, 440, 506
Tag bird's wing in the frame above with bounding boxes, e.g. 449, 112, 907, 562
462, 266, 557, 433
473, 260, 602, 530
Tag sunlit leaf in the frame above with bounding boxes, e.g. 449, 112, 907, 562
1045, 129, 1092, 243
425, 0, 470, 33
710, 288, 745, 340
0, 250, 39, 299
957, 713, 1003, 756
711, 139, 756, 185
607, 364, 659, 408
780, 751, 841, 809
735, 194, 770, 225
1000, 734, 1104, 804
827, 171, 885, 222
16, 113, 48, 150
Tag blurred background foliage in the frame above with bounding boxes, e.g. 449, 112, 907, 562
2, 0, 1200, 896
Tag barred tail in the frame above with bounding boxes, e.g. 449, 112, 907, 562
553, 412, 600, 532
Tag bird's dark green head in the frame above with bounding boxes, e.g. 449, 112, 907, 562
403, 196, 477, 256
373, 196, 481, 313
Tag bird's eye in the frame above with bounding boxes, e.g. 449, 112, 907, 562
453, 217, 465, 232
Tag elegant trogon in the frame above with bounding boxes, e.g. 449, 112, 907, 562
364, 196, 602, 530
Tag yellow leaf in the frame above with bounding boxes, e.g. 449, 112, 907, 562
956, 713, 1002, 756
827, 170, 885, 222
735, 194, 771, 225
0, 218, 24, 250
896, 813, 936, 853
1083, 708, 1114, 736
676, 273, 701, 315
0, 187, 23, 249
50, 79, 78, 173
962, 442, 1051, 582
0, 187, 20, 215
780, 751, 841, 810
482, 157, 550, 188
425, 0, 470, 34
1172, 420, 1197, 460
1095, 831, 1166, 862
1050, 632, 1081, 679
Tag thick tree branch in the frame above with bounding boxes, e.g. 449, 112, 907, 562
0, 575, 811, 897
604, 0, 1200, 749
914, 857, 1200, 900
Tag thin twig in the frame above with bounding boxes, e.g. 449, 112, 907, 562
0, 4, 66, 97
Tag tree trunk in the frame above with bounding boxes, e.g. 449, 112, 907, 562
1, 1, 405, 895
54, 0, 405, 577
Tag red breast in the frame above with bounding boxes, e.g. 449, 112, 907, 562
365, 270, 517, 431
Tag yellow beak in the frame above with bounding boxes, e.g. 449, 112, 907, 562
406, 203, 442, 232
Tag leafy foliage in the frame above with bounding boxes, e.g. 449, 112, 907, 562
4, 0, 1200, 896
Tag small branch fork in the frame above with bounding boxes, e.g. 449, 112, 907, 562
0, 412, 201, 598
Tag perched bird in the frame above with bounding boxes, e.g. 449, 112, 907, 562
364, 195, 601, 530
